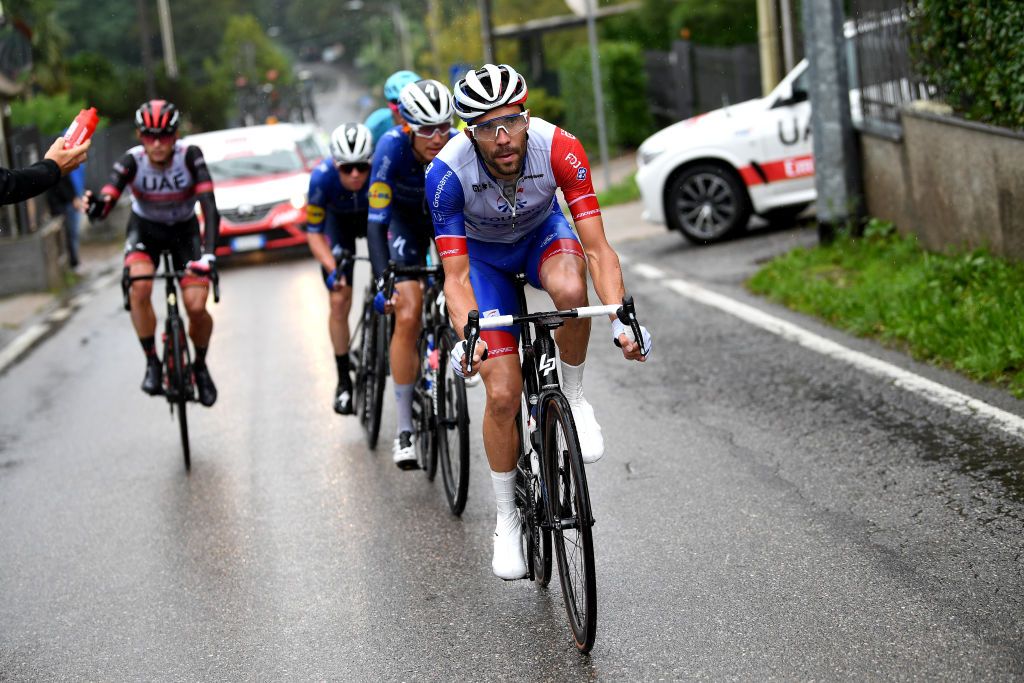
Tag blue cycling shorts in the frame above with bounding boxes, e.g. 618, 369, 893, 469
467, 210, 584, 358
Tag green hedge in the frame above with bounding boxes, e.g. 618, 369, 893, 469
557, 41, 654, 152
911, 0, 1024, 130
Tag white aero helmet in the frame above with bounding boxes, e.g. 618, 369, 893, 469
453, 63, 528, 122
330, 122, 373, 164
397, 79, 454, 127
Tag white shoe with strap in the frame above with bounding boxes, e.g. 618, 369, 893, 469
569, 398, 604, 464
492, 510, 527, 580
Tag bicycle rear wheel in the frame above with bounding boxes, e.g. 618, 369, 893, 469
166, 318, 191, 471
543, 394, 596, 652
435, 327, 470, 515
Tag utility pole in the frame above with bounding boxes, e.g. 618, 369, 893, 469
427, 0, 443, 78
390, 2, 413, 71
156, 0, 179, 79
584, 0, 611, 190
756, 0, 783, 94
137, 0, 156, 99
478, 0, 494, 63
779, 0, 797, 72
802, 0, 861, 242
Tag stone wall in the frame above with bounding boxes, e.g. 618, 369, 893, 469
0, 218, 65, 296
860, 107, 1024, 259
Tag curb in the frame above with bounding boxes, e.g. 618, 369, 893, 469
0, 259, 122, 377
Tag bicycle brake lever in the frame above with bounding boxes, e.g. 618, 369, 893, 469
617, 295, 647, 356
211, 270, 221, 304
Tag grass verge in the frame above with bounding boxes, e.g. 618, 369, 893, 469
597, 171, 640, 207
747, 220, 1024, 397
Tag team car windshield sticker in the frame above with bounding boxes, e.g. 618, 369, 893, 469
368, 181, 392, 209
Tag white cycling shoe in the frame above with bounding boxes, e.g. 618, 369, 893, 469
569, 399, 605, 464
392, 431, 417, 470
492, 511, 527, 580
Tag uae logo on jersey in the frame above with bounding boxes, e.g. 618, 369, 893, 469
576, 167, 588, 181
368, 181, 392, 209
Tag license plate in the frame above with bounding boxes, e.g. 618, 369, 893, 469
231, 234, 265, 252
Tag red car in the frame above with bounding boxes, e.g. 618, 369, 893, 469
184, 123, 326, 255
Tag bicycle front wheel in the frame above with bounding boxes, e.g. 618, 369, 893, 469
435, 327, 470, 515
543, 394, 596, 652
360, 308, 388, 450
167, 319, 191, 471
414, 331, 438, 478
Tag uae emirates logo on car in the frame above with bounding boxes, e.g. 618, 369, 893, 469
368, 182, 392, 209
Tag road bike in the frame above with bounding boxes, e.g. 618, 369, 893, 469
379, 260, 472, 515
346, 251, 388, 450
122, 251, 220, 471
464, 276, 647, 653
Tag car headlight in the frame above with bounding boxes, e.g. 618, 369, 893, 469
639, 148, 664, 167
290, 192, 307, 210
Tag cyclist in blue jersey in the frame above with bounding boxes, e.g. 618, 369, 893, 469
366, 78, 458, 469
306, 123, 373, 415
364, 70, 421, 144
428, 64, 652, 579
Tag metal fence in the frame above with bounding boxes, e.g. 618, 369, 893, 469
849, 0, 934, 130
644, 40, 761, 127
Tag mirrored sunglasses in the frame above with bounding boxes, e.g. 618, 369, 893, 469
468, 110, 529, 141
410, 122, 452, 139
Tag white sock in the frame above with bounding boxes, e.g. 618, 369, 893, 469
491, 469, 518, 532
394, 383, 414, 434
561, 360, 585, 406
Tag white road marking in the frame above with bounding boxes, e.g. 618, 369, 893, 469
639, 268, 1024, 440
0, 322, 50, 375
632, 263, 666, 280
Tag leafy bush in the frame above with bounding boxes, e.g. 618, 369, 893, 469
526, 86, 565, 127
558, 41, 654, 152
748, 223, 1024, 396
911, 0, 1024, 130
9, 91, 101, 136
603, 0, 758, 50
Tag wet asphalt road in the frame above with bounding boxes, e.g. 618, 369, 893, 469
2, 218, 1023, 679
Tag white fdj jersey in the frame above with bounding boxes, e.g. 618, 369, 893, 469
427, 117, 601, 257
102, 141, 214, 225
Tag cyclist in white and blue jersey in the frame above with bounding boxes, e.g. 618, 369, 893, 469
427, 64, 652, 580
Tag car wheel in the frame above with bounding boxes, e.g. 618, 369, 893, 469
665, 164, 751, 244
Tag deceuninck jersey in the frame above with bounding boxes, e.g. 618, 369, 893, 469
306, 159, 368, 235
426, 117, 601, 259
102, 141, 213, 225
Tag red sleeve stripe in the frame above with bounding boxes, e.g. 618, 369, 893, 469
435, 235, 468, 259
101, 184, 121, 199
566, 193, 596, 207
194, 181, 214, 194
568, 196, 601, 222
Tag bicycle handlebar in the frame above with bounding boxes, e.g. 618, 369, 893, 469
468, 296, 648, 356
122, 267, 221, 311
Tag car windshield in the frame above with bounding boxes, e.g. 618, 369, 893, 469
205, 148, 303, 180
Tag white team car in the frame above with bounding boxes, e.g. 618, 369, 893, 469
636, 60, 815, 244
